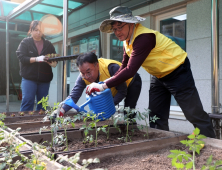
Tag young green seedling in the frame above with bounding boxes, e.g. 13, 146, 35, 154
114, 107, 137, 142
106, 115, 116, 140
201, 155, 222, 170
83, 111, 107, 147
25, 142, 49, 170
136, 108, 159, 139
79, 112, 94, 144
38, 96, 60, 149
56, 116, 75, 151
168, 128, 208, 170
0, 113, 6, 129
56, 152, 107, 170
0, 128, 27, 170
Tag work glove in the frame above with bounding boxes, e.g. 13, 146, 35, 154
35, 55, 46, 62
86, 82, 105, 95
50, 102, 65, 124
48, 61, 57, 68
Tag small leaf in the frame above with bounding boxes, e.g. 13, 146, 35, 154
206, 155, 213, 165
178, 155, 183, 162
185, 161, 193, 169
175, 162, 184, 169
193, 127, 200, 136
201, 165, 207, 170
198, 134, 207, 140
71, 122, 75, 128
187, 134, 195, 140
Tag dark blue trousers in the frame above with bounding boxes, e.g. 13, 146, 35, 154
149, 57, 215, 138
124, 73, 142, 118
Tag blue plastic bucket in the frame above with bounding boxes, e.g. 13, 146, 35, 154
64, 88, 116, 120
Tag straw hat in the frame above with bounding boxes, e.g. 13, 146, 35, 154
100, 6, 146, 33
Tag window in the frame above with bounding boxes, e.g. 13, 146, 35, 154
70, 31, 101, 57
156, 8, 187, 119
110, 33, 123, 62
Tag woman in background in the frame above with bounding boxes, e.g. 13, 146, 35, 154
16, 20, 57, 111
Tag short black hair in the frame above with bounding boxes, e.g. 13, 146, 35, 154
76, 52, 98, 67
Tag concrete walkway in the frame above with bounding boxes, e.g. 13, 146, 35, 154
0, 101, 22, 112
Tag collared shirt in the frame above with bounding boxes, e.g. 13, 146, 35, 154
62, 63, 127, 112
106, 32, 156, 88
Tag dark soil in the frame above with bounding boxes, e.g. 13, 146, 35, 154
51, 129, 167, 152
8, 119, 124, 134
87, 143, 222, 170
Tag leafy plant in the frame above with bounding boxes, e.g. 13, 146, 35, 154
0, 128, 27, 170
201, 155, 222, 170
80, 111, 107, 147
56, 116, 75, 151
167, 128, 222, 170
0, 113, 6, 129
39, 122, 59, 149
136, 109, 159, 139
106, 115, 115, 140
19, 111, 25, 116
28, 111, 34, 115
114, 107, 137, 142
38, 95, 50, 111
39, 109, 45, 115
56, 152, 107, 170
79, 112, 94, 144
38, 96, 60, 149
25, 141, 54, 170
10, 113, 15, 117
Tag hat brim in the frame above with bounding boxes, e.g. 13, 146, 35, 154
100, 16, 146, 33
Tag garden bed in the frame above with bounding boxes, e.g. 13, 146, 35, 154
2, 110, 77, 123
6, 119, 120, 134
0, 128, 64, 170
15, 125, 186, 160
87, 138, 222, 170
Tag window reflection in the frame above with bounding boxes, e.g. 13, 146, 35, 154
160, 14, 186, 106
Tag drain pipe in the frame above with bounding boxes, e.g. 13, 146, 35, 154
211, 0, 219, 114
62, 0, 68, 100
6, 20, 9, 112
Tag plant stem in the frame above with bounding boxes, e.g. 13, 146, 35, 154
126, 121, 129, 142
145, 120, 149, 139
107, 124, 110, 140
193, 151, 195, 170
65, 127, 68, 151
95, 123, 97, 147
50, 119, 53, 147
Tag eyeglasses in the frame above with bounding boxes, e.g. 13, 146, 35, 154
81, 70, 92, 79
112, 23, 128, 33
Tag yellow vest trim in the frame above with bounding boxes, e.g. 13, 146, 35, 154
83, 58, 133, 97
124, 23, 187, 78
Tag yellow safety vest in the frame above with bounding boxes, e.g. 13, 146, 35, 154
83, 58, 133, 96
124, 23, 187, 78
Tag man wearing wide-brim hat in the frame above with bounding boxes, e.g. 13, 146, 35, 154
86, 6, 215, 138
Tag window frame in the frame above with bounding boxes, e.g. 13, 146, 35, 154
155, 8, 187, 120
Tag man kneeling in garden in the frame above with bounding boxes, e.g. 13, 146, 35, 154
57, 52, 142, 118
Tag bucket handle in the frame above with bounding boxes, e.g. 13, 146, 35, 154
78, 98, 91, 113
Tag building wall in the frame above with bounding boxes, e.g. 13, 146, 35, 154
49, 0, 221, 134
